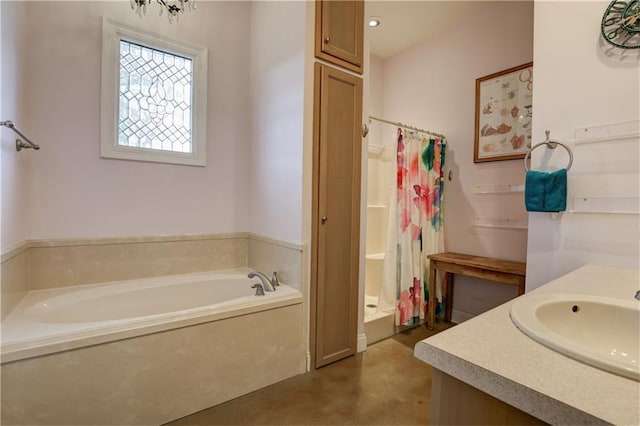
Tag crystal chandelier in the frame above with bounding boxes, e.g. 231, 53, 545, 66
131, 0, 195, 20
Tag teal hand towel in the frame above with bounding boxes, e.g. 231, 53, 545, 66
525, 169, 567, 212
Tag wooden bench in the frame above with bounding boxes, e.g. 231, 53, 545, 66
427, 252, 526, 329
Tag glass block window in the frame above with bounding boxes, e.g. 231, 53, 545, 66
119, 41, 193, 153
101, 18, 208, 166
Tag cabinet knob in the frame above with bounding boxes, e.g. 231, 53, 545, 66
321, 216, 328, 224
324, 36, 330, 44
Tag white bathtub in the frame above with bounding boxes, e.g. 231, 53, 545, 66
1, 268, 302, 363
2, 268, 306, 424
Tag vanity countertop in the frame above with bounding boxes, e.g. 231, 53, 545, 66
414, 264, 640, 425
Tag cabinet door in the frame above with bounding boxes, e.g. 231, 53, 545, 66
311, 63, 362, 368
315, 0, 364, 74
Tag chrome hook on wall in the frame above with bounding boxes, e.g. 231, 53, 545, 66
1, 120, 40, 152
523, 130, 573, 171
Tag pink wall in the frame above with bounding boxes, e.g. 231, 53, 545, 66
380, 2, 534, 320
248, 1, 306, 244
3, 1, 309, 247
17, 1, 252, 240
1, 1, 29, 251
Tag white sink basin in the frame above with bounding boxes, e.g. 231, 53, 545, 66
510, 293, 639, 381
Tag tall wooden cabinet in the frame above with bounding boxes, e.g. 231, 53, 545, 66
311, 0, 364, 369
311, 63, 363, 368
315, 0, 364, 74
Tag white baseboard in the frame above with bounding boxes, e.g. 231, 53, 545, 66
306, 351, 311, 372
357, 333, 367, 353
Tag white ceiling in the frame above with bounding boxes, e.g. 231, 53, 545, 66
367, 1, 500, 59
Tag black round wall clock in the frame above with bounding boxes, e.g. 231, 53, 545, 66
601, 0, 640, 49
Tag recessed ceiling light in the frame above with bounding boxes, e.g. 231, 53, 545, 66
368, 17, 381, 28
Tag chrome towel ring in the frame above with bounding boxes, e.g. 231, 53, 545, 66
524, 130, 573, 171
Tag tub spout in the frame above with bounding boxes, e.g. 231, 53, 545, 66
248, 271, 275, 292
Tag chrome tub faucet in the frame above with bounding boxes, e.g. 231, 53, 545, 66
248, 271, 276, 292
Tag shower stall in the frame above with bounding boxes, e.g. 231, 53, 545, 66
363, 115, 448, 345
363, 120, 395, 343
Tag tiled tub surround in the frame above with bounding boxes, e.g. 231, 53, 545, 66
0, 243, 29, 320
415, 265, 640, 425
27, 233, 249, 290
248, 235, 304, 290
1, 269, 301, 362
1, 269, 306, 425
0, 232, 305, 317
0, 233, 306, 424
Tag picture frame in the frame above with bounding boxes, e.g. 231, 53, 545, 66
474, 62, 533, 163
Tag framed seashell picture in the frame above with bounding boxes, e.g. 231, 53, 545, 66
474, 62, 533, 162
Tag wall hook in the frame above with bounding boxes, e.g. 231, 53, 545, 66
545, 129, 558, 149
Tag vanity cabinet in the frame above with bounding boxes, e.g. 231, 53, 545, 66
315, 0, 364, 74
430, 370, 545, 425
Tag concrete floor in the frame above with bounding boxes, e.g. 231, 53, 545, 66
167, 322, 453, 425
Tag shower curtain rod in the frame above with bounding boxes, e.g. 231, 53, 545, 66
368, 115, 446, 139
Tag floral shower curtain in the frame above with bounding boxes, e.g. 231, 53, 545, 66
394, 128, 446, 326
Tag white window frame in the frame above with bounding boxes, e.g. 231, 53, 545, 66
100, 17, 208, 166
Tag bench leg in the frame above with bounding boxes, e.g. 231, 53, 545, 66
428, 262, 436, 330
517, 278, 525, 296
444, 273, 454, 323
